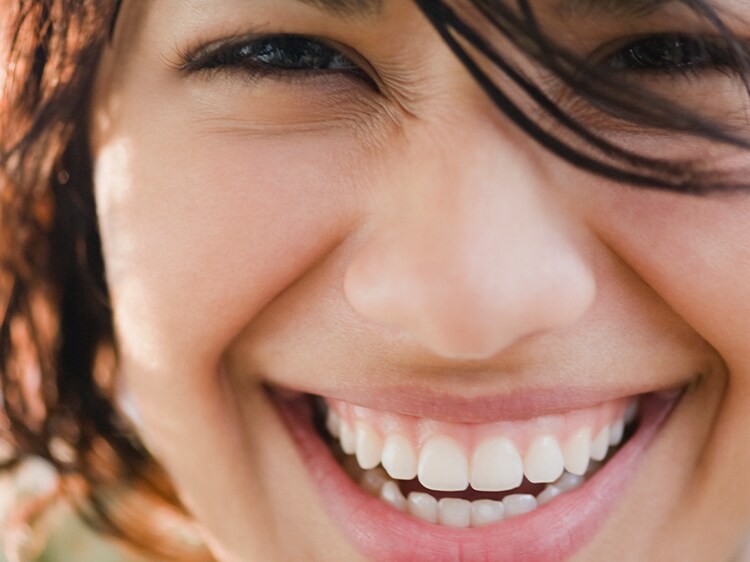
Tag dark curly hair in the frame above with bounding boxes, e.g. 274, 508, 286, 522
1, 0, 748, 559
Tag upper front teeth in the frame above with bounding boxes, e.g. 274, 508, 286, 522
327, 398, 636, 493
470, 437, 523, 491
418, 436, 469, 491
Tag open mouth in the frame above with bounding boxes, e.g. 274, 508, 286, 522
313, 396, 639, 528
271, 386, 683, 562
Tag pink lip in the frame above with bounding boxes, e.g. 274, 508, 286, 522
273, 380, 682, 423
271, 389, 682, 562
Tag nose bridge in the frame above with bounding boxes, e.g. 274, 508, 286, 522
343, 117, 596, 359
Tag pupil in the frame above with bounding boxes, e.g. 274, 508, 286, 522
253, 37, 339, 70
614, 36, 713, 71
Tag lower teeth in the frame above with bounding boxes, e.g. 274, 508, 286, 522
344, 452, 603, 528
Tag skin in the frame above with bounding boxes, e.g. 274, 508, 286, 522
89, 0, 750, 560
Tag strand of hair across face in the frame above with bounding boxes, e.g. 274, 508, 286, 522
414, 0, 750, 194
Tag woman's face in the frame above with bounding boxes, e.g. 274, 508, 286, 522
89, 1, 750, 561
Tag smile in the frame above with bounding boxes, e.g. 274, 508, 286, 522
320, 396, 638, 527
271, 385, 685, 562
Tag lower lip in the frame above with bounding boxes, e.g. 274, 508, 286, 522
272, 390, 682, 562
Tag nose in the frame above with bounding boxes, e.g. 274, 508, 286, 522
343, 117, 596, 359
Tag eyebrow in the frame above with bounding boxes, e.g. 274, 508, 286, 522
295, 0, 383, 17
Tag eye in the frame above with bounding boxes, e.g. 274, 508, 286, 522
603, 34, 739, 75
178, 34, 369, 82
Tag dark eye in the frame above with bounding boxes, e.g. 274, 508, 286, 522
180, 34, 365, 78
605, 34, 737, 74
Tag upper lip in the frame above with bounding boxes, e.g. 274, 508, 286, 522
271, 377, 691, 423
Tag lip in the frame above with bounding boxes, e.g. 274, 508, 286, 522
271, 388, 683, 562
272, 379, 687, 423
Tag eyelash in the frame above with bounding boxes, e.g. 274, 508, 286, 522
177, 32, 742, 86
177, 34, 372, 85
602, 33, 742, 77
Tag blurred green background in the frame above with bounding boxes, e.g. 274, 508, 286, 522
0, 459, 153, 562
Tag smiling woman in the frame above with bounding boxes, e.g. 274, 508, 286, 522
1, 0, 750, 561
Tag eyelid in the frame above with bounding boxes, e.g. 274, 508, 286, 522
588, 32, 740, 69
174, 33, 265, 73
172, 32, 379, 83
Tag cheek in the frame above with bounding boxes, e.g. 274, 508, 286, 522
94, 131, 363, 370
589, 188, 750, 527
590, 189, 750, 370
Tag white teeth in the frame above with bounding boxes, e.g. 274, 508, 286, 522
372, 466, 599, 526
360, 467, 388, 496
470, 437, 524, 492
609, 418, 625, 446
536, 470, 584, 507
590, 426, 610, 461
355, 422, 383, 470
407, 492, 439, 523
438, 498, 471, 528
502, 494, 538, 518
523, 435, 565, 483
325, 408, 341, 438
331, 402, 633, 519
470, 499, 505, 527
418, 436, 469, 492
396, 470, 593, 525
379, 481, 406, 512
339, 421, 356, 455
562, 427, 591, 476
536, 484, 561, 506
554, 471, 584, 493
381, 434, 418, 480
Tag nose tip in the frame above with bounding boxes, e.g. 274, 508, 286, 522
342, 112, 598, 360
343, 222, 597, 360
